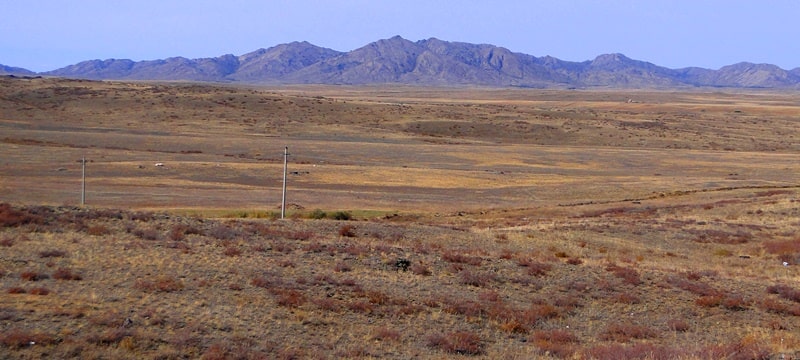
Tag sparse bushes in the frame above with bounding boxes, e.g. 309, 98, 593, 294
410, 262, 432, 276
20, 271, 49, 281
0, 203, 42, 227
39, 249, 67, 258
767, 284, 800, 303
606, 263, 641, 285
309, 209, 327, 219
370, 327, 401, 341
426, 331, 483, 355
86, 224, 111, 236
331, 211, 352, 220
601, 322, 658, 342
531, 330, 579, 358
135, 276, 184, 292
222, 246, 242, 257
458, 270, 494, 287
274, 289, 306, 308
53, 267, 82, 280
28, 287, 50, 295
0, 328, 55, 349
338, 224, 356, 237
442, 251, 482, 266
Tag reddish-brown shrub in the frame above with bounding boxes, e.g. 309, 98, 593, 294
692, 229, 752, 244
340, 243, 369, 256
759, 298, 800, 316
566, 257, 583, 265
288, 231, 313, 241
274, 290, 306, 308
0, 203, 42, 227
53, 267, 82, 281
667, 318, 690, 332
520, 303, 560, 325
133, 227, 162, 241
20, 271, 49, 281
223, 246, 242, 257
606, 263, 641, 285
370, 327, 401, 341
86, 225, 111, 236
334, 261, 352, 273
338, 224, 356, 237
614, 292, 641, 304
696, 295, 723, 307
722, 295, 751, 311
443, 251, 482, 266
531, 329, 579, 344
0, 328, 55, 349
312, 298, 342, 312
458, 270, 494, 287
347, 301, 374, 314
583, 343, 682, 360
410, 262, 431, 276
38, 249, 67, 258
28, 287, 50, 295
444, 299, 485, 318
696, 339, 771, 360
665, 275, 721, 297
426, 331, 483, 355
767, 284, 800, 303
0, 237, 14, 247
135, 276, 184, 292
518, 259, 552, 277
763, 238, 800, 262
600, 322, 658, 342
7, 287, 26, 294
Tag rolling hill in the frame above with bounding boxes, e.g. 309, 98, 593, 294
4, 36, 800, 88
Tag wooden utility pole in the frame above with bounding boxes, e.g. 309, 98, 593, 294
81, 157, 86, 206
281, 147, 288, 219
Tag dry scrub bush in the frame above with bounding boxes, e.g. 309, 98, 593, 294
38, 249, 67, 258
426, 331, 483, 356
601, 322, 658, 342
370, 327, 401, 341
763, 238, 800, 264
443, 251, 482, 266
463, 270, 498, 287
135, 276, 184, 292
338, 224, 356, 237
767, 284, 800, 303
606, 263, 641, 285
53, 268, 83, 280
20, 271, 49, 281
28, 287, 50, 295
0, 328, 56, 349
274, 289, 306, 308
0, 203, 42, 227
86, 224, 111, 236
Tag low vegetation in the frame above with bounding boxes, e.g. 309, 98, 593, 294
0, 196, 798, 358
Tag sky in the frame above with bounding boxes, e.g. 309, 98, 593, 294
3, 0, 799, 73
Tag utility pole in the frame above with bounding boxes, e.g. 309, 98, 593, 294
81, 157, 86, 206
281, 146, 289, 219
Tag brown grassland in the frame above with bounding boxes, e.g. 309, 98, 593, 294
1, 76, 799, 359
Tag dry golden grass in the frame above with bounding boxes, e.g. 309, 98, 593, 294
1, 76, 800, 358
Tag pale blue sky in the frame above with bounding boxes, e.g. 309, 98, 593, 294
3, 0, 798, 72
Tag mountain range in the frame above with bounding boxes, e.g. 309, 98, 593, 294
3, 36, 800, 88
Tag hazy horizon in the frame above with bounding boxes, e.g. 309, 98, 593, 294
4, 0, 799, 73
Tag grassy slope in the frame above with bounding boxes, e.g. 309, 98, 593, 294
1, 77, 799, 358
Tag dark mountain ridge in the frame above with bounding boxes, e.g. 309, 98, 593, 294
3, 36, 799, 88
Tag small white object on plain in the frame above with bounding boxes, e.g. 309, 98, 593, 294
783, 262, 789, 267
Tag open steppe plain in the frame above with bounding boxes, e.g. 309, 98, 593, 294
1, 76, 799, 358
